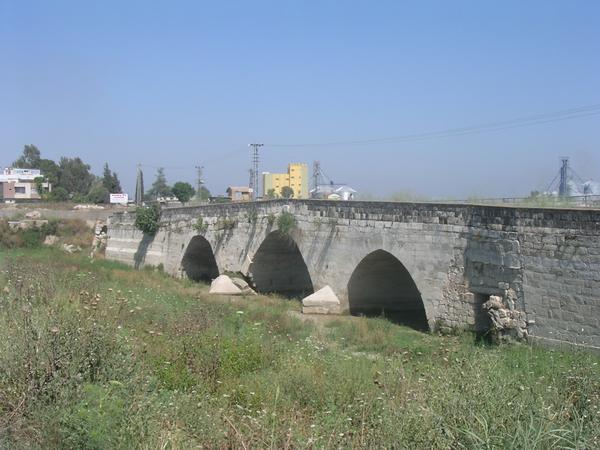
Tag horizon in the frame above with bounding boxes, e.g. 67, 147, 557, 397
2, 1, 599, 199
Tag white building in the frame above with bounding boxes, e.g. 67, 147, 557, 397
0, 168, 51, 202
310, 182, 357, 201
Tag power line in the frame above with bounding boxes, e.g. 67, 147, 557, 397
265, 103, 600, 148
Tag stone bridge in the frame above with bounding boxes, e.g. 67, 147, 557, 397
106, 200, 600, 350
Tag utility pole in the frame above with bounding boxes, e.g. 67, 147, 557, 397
248, 143, 263, 200
195, 165, 204, 201
248, 168, 254, 194
559, 157, 569, 197
312, 160, 321, 197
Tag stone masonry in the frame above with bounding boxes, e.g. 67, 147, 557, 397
106, 200, 600, 350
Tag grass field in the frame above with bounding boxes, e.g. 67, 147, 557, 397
0, 248, 599, 449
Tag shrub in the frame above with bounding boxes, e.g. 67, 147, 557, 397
49, 186, 69, 202
0, 219, 60, 249
215, 217, 236, 230
135, 204, 161, 234
246, 208, 258, 223
86, 185, 110, 204
277, 211, 297, 234
193, 217, 208, 233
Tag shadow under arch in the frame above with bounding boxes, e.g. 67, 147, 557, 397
348, 249, 429, 330
181, 235, 219, 282
249, 231, 314, 298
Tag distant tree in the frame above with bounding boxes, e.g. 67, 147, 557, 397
38, 159, 60, 185
281, 186, 294, 199
196, 186, 211, 201
49, 187, 69, 202
86, 178, 110, 203
146, 167, 172, 200
266, 188, 278, 199
102, 163, 122, 193
172, 182, 195, 204
13, 145, 41, 168
58, 157, 94, 196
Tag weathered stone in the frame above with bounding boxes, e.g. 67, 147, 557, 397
62, 243, 81, 254
25, 210, 42, 219
302, 286, 341, 314
105, 199, 600, 350
231, 277, 257, 295
43, 235, 59, 246
209, 275, 242, 295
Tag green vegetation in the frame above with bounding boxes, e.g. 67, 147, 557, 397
277, 211, 297, 234
0, 249, 598, 448
172, 182, 196, 204
195, 185, 212, 201
0, 218, 94, 250
145, 167, 172, 201
215, 217, 237, 230
12, 145, 124, 203
192, 217, 208, 233
134, 204, 161, 234
281, 185, 294, 199
246, 208, 259, 223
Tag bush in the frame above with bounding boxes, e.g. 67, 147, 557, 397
135, 204, 161, 234
215, 217, 236, 231
277, 211, 297, 234
193, 217, 208, 233
86, 185, 110, 204
0, 219, 60, 249
49, 186, 69, 202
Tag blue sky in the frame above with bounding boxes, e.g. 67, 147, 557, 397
1, 0, 599, 198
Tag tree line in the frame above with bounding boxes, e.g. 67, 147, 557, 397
12, 145, 210, 204
145, 167, 210, 204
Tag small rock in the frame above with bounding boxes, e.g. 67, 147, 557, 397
43, 235, 59, 246
62, 243, 81, 254
25, 210, 42, 219
231, 277, 257, 295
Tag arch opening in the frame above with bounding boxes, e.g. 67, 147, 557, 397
182, 236, 219, 283
348, 250, 428, 330
250, 231, 314, 298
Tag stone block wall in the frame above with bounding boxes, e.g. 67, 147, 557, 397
106, 200, 600, 350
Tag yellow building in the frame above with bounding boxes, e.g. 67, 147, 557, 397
262, 163, 309, 199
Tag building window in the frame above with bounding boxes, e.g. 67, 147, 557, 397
15, 186, 26, 194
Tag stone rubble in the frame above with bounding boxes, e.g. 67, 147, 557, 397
90, 220, 108, 258
230, 277, 257, 295
24, 210, 42, 219
483, 294, 528, 341
62, 243, 82, 254
43, 235, 59, 246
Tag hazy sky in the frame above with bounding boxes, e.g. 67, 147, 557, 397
1, 0, 599, 199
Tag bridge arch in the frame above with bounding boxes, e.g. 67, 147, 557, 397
249, 231, 314, 298
347, 249, 428, 330
181, 235, 219, 282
